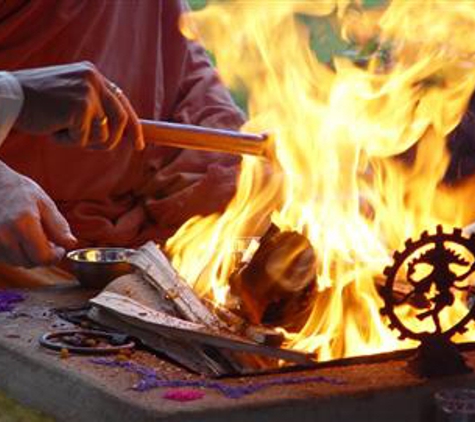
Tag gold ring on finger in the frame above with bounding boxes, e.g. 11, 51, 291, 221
92, 115, 108, 127
98, 115, 108, 126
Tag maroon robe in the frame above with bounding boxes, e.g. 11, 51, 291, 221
0, 0, 245, 247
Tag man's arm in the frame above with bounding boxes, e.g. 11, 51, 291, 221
0, 62, 145, 267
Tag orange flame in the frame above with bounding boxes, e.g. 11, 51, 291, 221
167, 0, 475, 360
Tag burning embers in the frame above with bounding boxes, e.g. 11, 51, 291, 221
164, 0, 475, 363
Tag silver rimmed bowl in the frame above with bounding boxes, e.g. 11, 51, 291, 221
66, 247, 136, 288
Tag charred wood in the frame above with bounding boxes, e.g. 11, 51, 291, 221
230, 224, 317, 331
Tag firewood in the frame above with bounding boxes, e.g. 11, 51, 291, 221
87, 243, 315, 375
89, 291, 314, 367
128, 242, 285, 345
230, 224, 317, 331
127, 242, 225, 328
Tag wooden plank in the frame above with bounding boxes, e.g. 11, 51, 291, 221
89, 291, 316, 366
128, 242, 224, 328
88, 307, 237, 377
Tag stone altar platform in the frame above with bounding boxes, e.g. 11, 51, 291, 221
1, 286, 475, 422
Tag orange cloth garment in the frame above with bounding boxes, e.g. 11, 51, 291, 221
0, 0, 245, 248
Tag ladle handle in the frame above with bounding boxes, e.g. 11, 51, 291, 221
140, 119, 269, 157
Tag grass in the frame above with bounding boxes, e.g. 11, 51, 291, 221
0, 392, 54, 422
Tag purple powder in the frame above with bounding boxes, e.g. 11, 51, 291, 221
0, 291, 25, 313
90, 358, 346, 399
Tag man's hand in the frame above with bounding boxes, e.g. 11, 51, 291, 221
12, 61, 144, 151
0, 162, 77, 267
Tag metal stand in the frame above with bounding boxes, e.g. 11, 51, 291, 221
381, 225, 475, 378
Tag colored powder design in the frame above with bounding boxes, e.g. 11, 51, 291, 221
91, 358, 346, 399
163, 389, 205, 402
0, 291, 26, 313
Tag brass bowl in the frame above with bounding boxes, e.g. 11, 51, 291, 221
66, 248, 136, 289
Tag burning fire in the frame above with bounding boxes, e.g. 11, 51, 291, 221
166, 0, 475, 361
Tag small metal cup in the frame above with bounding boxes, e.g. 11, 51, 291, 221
66, 247, 136, 289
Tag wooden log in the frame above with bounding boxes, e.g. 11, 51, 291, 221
91, 274, 243, 376
204, 298, 284, 347
87, 244, 315, 374
128, 242, 284, 346
101, 273, 181, 317
127, 242, 225, 329
89, 291, 315, 367
88, 307, 237, 377
230, 225, 317, 331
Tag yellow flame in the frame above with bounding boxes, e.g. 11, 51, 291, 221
167, 0, 475, 361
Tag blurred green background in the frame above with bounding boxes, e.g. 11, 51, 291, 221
187, 0, 386, 112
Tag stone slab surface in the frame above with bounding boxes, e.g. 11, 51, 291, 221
1, 287, 475, 422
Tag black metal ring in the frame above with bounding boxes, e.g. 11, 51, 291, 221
39, 329, 135, 355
